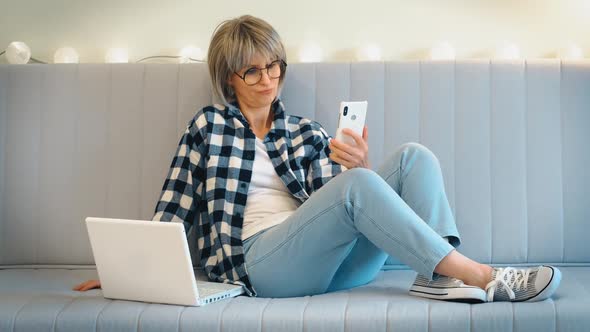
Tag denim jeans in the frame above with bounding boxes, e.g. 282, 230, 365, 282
242, 142, 461, 298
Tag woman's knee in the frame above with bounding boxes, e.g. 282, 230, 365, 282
337, 168, 391, 200
398, 142, 441, 168
343, 167, 383, 188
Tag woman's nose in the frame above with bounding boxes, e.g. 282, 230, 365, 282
259, 69, 272, 84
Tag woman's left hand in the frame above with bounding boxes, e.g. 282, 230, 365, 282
328, 126, 370, 169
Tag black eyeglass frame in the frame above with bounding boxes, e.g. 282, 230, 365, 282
233, 59, 287, 86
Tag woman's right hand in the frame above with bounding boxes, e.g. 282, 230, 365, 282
72, 279, 101, 291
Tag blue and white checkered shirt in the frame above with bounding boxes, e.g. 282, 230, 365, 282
152, 98, 344, 296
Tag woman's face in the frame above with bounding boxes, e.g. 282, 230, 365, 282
229, 53, 280, 110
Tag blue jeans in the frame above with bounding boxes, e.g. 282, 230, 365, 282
242, 142, 461, 298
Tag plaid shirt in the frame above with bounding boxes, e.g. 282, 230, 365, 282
152, 98, 344, 297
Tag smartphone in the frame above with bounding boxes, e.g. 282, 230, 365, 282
335, 101, 368, 146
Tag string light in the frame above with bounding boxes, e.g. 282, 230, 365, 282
298, 43, 323, 63
559, 43, 584, 59
430, 41, 456, 60
1, 41, 587, 64
356, 43, 382, 61
54, 47, 79, 63
5, 41, 32, 64
105, 48, 129, 63
494, 42, 521, 60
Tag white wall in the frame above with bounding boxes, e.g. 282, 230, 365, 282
1, 0, 589, 64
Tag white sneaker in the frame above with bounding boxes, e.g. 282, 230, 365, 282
409, 274, 486, 303
484, 265, 562, 302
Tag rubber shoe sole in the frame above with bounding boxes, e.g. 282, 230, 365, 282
410, 284, 486, 303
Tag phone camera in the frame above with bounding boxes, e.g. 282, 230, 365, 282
343, 106, 348, 116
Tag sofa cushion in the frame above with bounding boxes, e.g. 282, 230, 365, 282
1, 266, 588, 331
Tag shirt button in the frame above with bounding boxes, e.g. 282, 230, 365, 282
240, 183, 246, 188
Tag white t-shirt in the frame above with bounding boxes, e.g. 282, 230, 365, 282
241, 137, 302, 241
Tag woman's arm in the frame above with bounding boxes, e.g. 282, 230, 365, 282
307, 122, 346, 193
328, 126, 370, 169
152, 112, 207, 233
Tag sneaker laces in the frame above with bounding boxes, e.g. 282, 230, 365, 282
485, 267, 531, 302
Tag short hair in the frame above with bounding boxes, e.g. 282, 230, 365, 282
207, 15, 287, 106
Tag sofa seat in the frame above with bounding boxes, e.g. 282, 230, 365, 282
1, 266, 588, 332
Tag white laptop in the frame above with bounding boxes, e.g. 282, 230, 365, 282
85, 217, 245, 306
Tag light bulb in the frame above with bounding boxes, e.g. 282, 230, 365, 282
495, 43, 521, 60
105, 48, 129, 63
430, 41, 455, 60
5, 41, 31, 64
179, 45, 204, 63
559, 43, 584, 59
357, 43, 382, 61
298, 43, 323, 63
54, 47, 79, 63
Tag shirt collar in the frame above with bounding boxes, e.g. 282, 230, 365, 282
226, 98, 289, 140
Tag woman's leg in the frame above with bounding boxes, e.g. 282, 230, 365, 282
434, 249, 493, 290
379, 142, 461, 246
242, 165, 457, 298
385, 143, 492, 288
274, 143, 561, 301
326, 142, 463, 291
325, 235, 389, 292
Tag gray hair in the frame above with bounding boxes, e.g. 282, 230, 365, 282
207, 15, 287, 106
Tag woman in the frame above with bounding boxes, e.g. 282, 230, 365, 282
74, 15, 561, 303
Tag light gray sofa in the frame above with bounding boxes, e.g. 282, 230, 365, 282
0, 60, 589, 331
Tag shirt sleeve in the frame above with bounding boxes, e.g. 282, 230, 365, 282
152, 113, 207, 233
307, 122, 346, 194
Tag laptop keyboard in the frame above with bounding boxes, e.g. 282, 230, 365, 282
198, 287, 221, 297
196, 281, 238, 298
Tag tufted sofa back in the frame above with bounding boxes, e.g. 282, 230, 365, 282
0, 60, 588, 268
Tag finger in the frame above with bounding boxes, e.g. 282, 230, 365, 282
329, 152, 339, 164
329, 137, 348, 150
331, 149, 358, 169
362, 125, 368, 143
80, 282, 93, 291
330, 137, 360, 158
342, 128, 365, 147
331, 139, 363, 164
330, 143, 356, 163
83, 283, 95, 291
330, 152, 352, 169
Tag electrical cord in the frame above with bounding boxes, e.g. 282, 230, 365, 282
136, 55, 205, 63
0, 51, 206, 64
29, 57, 48, 64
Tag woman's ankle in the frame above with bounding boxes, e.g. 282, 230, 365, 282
470, 264, 494, 289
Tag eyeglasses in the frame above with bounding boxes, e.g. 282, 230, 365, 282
234, 59, 287, 86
